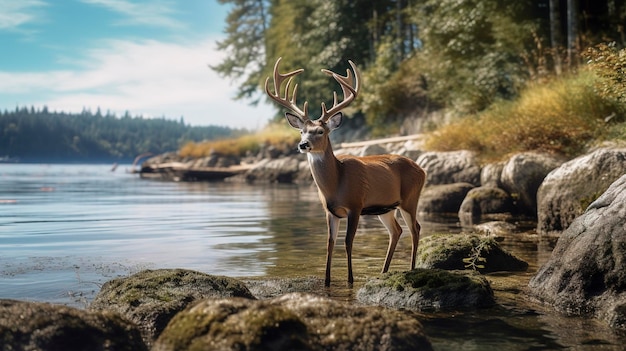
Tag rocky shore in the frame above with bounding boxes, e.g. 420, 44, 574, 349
2, 139, 625, 350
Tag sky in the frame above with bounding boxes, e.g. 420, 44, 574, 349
0, 0, 275, 129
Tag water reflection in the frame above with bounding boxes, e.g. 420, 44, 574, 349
0, 165, 624, 349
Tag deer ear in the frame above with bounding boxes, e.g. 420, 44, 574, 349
285, 112, 305, 129
326, 112, 343, 131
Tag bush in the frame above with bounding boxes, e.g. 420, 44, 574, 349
178, 123, 299, 158
424, 69, 624, 161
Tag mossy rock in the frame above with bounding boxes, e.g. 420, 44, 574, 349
89, 268, 254, 347
356, 269, 495, 311
417, 234, 528, 273
0, 299, 147, 351
154, 293, 433, 351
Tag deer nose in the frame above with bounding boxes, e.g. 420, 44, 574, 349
298, 141, 310, 151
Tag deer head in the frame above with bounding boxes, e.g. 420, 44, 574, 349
264, 57, 361, 153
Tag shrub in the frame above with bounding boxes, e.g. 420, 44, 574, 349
424, 69, 623, 161
178, 123, 299, 158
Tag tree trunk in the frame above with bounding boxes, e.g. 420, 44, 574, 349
549, 0, 562, 74
566, 0, 578, 66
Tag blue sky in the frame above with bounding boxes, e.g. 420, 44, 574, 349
0, 0, 274, 128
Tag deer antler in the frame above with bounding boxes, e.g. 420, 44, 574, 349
264, 57, 309, 121
320, 60, 360, 122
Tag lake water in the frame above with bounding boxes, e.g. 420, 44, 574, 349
1, 164, 624, 350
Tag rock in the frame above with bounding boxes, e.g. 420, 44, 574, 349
0, 299, 147, 351
536, 147, 626, 234
356, 269, 495, 311
500, 152, 563, 216
474, 221, 517, 237
480, 162, 504, 188
243, 277, 326, 300
529, 175, 626, 330
416, 150, 481, 186
153, 293, 433, 351
89, 269, 254, 347
417, 183, 474, 214
416, 234, 528, 273
245, 156, 304, 183
360, 144, 388, 156
458, 186, 514, 226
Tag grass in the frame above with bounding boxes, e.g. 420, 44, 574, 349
179, 123, 300, 158
424, 69, 625, 162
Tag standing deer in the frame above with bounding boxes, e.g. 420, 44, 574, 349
265, 57, 426, 286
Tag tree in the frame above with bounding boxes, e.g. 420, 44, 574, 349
211, 0, 270, 103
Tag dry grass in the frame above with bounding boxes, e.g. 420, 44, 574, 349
179, 123, 300, 158
424, 70, 622, 161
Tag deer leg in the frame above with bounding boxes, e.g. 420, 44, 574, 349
345, 211, 361, 286
378, 210, 403, 273
325, 212, 340, 287
400, 208, 421, 270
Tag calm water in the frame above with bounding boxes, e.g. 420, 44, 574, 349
0, 164, 624, 350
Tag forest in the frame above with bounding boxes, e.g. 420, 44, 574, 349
0, 107, 241, 163
214, 0, 626, 136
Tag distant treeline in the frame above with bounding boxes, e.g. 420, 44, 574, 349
0, 107, 244, 163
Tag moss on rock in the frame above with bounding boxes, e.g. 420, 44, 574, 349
357, 269, 495, 311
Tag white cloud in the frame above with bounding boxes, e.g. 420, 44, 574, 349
0, 36, 275, 129
80, 0, 184, 29
0, 0, 47, 30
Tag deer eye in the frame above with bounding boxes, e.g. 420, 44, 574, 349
317, 130, 324, 135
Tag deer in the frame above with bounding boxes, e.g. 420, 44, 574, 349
265, 57, 426, 287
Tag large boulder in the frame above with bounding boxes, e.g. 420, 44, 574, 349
418, 183, 474, 214
356, 269, 495, 311
529, 174, 626, 330
0, 299, 147, 351
416, 150, 481, 186
153, 293, 433, 351
480, 162, 505, 188
537, 148, 626, 234
89, 269, 254, 347
500, 152, 563, 216
416, 234, 528, 273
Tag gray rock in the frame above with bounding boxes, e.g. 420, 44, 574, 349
356, 269, 495, 311
245, 156, 304, 183
89, 269, 254, 347
417, 234, 528, 273
153, 293, 433, 351
529, 174, 626, 330
536, 148, 626, 234
416, 150, 481, 186
474, 221, 517, 237
418, 183, 474, 214
243, 277, 326, 300
0, 299, 147, 351
500, 152, 563, 216
360, 144, 388, 156
480, 162, 504, 188
458, 186, 514, 225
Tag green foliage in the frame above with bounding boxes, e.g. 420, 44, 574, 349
583, 43, 626, 117
0, 107, 240, 162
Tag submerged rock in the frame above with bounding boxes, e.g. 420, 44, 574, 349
416, 234, 528, 273
458, 186, 514, 225
0, 299, 147, 351
154, 293, 433, 351
529, 174, 626, 330
89, 268, 254, 347
356, 269, 495, 311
